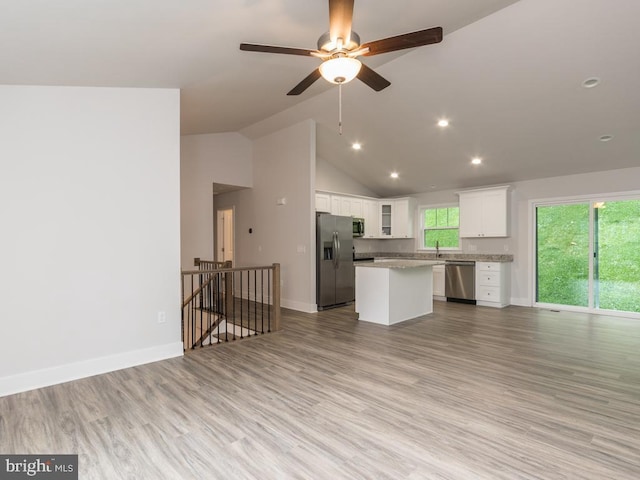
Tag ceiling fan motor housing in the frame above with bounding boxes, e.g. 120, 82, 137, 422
317, 31, 361, 52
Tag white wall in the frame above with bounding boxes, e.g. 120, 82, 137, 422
215, 120, 317, 312
180, 132, 252, 269
0, 85, 182, 396
316, 157, 378, 197
411, 166, 640, 306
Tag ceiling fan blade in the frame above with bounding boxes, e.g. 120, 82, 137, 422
287, 69, 322, 96
329, 0, 355, 45
361, 27, 443, 56
240, 43, 317, 57
357, 64, 391, 92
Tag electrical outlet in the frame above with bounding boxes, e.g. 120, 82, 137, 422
157, 311, 166, 324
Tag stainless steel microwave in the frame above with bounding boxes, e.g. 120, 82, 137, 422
353, 217, 365, 237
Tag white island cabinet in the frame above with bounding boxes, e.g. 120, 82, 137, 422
355, 260, 444, 325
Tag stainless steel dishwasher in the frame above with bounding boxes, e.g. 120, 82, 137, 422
445, 261, 476, 304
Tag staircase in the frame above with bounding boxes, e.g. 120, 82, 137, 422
182, 261, 281, 351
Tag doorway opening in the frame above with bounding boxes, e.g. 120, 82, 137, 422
216, 208, 235, 264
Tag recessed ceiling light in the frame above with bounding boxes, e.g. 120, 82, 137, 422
471, 157, 482, 165
582, 77, 600, 88
390, 172, 399, 179
352, 142, 362, 150
599, 134, 613, 142
437, 119, 449, 127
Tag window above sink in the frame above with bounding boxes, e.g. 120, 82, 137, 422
420, 205, 460, 251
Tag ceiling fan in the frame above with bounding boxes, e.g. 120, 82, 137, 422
239, 0, 443, 96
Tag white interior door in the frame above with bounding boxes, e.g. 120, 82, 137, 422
216, 208, 234, 263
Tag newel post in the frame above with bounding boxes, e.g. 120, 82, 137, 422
272, 263, 281, 331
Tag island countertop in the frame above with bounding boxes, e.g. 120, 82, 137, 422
355, 259, 445, 269
354, 252, 513, 263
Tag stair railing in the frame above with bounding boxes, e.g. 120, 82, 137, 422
181, 262, 281, 350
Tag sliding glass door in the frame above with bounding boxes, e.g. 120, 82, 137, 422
535, 198, 640, 314
594, 199, 640, 313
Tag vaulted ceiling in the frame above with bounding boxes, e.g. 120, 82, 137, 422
2, 0, 639, 196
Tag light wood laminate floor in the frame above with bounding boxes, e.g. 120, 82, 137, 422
2, 302, 640, 479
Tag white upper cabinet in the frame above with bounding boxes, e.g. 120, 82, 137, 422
379, 201, 393, 237
315, 192, 331, 212
392, 198, 415, 238
349, 198, 363, 217
457, 186, 510, 238
362, 199, 379, 238
378, 197, 416, 238
315, 192, 415, 239
328, 195, 364, 217
331, 195, 341, 215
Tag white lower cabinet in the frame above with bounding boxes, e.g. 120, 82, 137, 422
475, 262, 510, 308
432, 265, 445, 299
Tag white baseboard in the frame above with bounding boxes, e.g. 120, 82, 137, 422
510, 297, 532, 307
282, 298, 317, 313
0, 342, 184, 398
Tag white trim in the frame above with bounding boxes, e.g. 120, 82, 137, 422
455, 184, 511, 195
0, 342, 184, 398
534, 302, 640, 320
510, 297, 532, 307
530, 189, 640, 207
315, 189, 381, 201
284, 299, 317, 313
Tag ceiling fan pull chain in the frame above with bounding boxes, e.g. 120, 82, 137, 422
338, 82, 343, 135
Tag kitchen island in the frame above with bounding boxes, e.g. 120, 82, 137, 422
355, 260, 444, 325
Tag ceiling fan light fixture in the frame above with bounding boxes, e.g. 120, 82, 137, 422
319, 57, 362, 84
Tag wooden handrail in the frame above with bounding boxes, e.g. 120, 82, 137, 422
181, 264, 280, 308
181, 264, 275, 276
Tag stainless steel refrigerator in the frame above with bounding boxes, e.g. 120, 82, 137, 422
316, 213, 354, 310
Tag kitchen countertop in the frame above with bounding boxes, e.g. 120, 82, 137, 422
355, 260, 445, 269
354, 252, 513, 263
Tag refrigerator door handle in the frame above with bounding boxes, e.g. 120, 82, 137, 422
332, 232, 338, 269
336, 232, 341, 269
